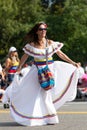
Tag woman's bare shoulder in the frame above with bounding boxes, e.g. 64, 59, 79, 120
48, 39, 53, 45
6, 58, 11, 63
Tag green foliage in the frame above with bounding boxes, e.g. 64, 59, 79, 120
46, 0, 87, 64
0, 0, 44, 62
62, 0, 87, 64
0, 0, 87, 65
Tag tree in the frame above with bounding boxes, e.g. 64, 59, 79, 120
0, 0, 87, 65
0, 0, 44, 62
46, 0, 87, 64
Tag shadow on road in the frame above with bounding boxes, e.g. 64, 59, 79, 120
0, 122, 25, 127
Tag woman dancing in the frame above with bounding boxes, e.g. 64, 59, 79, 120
2, 22, 81, 126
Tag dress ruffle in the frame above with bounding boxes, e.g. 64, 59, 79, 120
23, 41, 63, 58
2, 42, 81, 126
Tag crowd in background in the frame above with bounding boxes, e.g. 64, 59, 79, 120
76, 64, 87, 100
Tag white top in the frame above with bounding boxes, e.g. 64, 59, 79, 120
23, 41, 64, 59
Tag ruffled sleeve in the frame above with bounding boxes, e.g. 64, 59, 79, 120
23, 42, 64, 58
51, 41, 64, 53
23, 43, 46, 58
23, 44, 36, 57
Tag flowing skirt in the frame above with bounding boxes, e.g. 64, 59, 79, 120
2, 61, 80, 126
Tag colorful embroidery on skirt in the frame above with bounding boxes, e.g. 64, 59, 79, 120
11, 104, 56, 120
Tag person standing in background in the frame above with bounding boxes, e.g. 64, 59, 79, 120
5, 47, 20, 86
0, 63, 5, 101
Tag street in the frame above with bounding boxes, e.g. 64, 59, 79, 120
0, 101, 87, 130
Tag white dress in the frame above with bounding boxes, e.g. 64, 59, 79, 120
2, 41, 80, 126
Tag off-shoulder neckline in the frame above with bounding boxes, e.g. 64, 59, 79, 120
27, 43, 53, 51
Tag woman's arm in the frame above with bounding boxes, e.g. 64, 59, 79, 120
0, 71, 5, 80
56, 50, 80, 67
5, 58, 11, 74
17, 53, 29, 71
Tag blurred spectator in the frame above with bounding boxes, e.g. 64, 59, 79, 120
0, 65, 7, 90
85, 64, 87, 74
76, 68, 87, 100
0, 64, 5, 101
0, 89, 5, 101
81, 73, 87, 87
0, 64, 5, 87
5, 46, 20, 86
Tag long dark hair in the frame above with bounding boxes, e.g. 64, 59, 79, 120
24, 22, 47, 44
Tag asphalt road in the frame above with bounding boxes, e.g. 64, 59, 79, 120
0, 101, 87, 130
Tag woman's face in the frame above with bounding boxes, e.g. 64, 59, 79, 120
10, 51, 18, 57
37, 24, 47, 38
